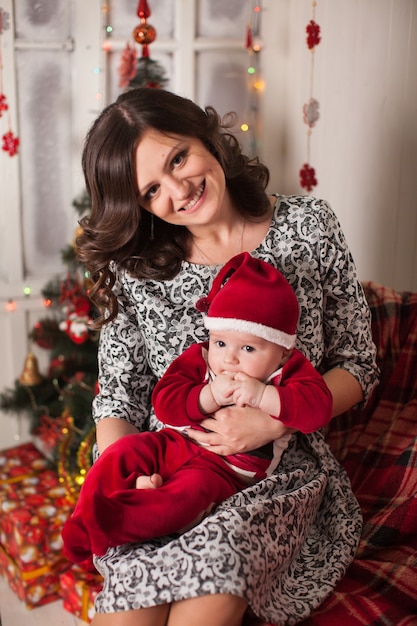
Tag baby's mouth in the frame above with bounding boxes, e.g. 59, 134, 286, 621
180, 181, 205, 211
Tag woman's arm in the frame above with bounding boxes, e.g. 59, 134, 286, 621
322, 367, 363, 417
92, 269, 157, 452
95, 417, 139, 454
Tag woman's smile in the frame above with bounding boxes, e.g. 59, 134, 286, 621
179, 181, 206, 213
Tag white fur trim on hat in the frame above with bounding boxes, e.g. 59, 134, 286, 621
204, 316, 296, 350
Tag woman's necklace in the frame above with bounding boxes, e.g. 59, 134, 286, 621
192, 219, 246, 265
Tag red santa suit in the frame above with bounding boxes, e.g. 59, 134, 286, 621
62, 341, 331, 563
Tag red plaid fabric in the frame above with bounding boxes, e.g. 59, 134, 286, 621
256, 282, 417, 626
300, 281, 417, 625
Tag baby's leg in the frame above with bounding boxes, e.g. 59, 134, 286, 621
136, 473, 163, 489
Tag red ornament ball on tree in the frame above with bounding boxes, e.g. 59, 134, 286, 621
133, 22, 156, 45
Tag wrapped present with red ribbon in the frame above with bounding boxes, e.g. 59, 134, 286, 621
0, 442, 49, 485
60, 564, 103, 623
0, 545, 69, 608
0, 466, 75, 607
0, 470, 73, 571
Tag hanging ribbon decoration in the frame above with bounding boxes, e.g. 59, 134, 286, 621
0, 6, 19, 156
299, 2, 321, 193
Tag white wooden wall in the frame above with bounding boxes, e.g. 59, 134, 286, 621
0, 0, 416, 448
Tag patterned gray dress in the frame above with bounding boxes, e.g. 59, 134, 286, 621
92, 195, 379, 625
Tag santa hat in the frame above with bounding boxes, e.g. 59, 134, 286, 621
196, 252, 299, 350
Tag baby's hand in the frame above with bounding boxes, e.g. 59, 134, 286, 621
232, 372, 266, 408
210, 372, 238, 406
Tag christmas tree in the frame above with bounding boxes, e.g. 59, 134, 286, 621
0, 191, 98, 495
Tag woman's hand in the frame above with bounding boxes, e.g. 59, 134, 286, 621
186, 405, 294, 456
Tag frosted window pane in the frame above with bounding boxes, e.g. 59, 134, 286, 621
108, 51, 174, 105
197, 0, 247, 38
197, 50, 247, 118
17, 50, 72, 278
196, 50, 261, 157
14, 0, 71, 41
110, 0, 174, 40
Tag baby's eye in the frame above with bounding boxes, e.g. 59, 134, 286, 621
242, 345, 255, 353
215, 340, 226, 348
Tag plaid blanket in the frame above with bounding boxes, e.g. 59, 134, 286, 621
255, 282, 417, 626
298, 281, 417, 625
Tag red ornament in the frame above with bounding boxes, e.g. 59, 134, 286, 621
32, 321, 54, 350
137, 0, 151, 19
133, 22, 156, 46
34, 414, 66, 451
306, 20, 321, 50
118, 42, 138, 88
245, 25, 253, 51
299, 163, 318, 192
0, 93, 8, 116
2, 130, 19, 156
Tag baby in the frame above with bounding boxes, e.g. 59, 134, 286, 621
63, 253, 332, 563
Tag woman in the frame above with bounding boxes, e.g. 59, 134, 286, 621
77, 88, 379, 626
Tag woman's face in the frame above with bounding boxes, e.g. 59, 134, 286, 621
135, 129, 228, 228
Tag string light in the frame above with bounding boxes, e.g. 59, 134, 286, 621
243, 0, 264, 157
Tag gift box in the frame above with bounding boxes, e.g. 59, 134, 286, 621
0, 469, 73, 571
0, 459, 75, 607
0, 442, 49, 485
60, 564, 103, 623
0, 545, 69, 608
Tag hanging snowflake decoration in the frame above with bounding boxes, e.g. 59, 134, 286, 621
299, 163, 318, 192
0, 7, 11, 34
303, 97, 320, 128
2, 130, 19, 156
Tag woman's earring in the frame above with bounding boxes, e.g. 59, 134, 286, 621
150, 214, 155, 241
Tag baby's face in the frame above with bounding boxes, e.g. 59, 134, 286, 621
208, 329, 288, 381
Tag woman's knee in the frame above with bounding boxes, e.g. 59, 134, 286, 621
91, 604, 170, 626
167, 593, 248, 626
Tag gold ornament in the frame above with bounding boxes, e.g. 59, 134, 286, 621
18, 352, 43, 386
57, 411, 95, 504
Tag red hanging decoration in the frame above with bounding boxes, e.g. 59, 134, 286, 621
118, 42, 138, 88
299, 3, 321, 193
0, 8, 19, 157
0, 92, 8, 116
133, 0, 156, 59
137, 0, 151, 20
299, 163, 318, 192
306, 19, 321, 50
245, 25, 253, 51
2, 130, 19, 156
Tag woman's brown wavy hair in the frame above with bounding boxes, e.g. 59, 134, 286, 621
77, 88, 270, 326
